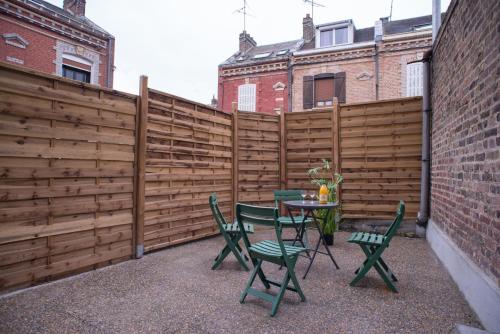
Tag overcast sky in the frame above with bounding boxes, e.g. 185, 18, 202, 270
46, 0, 450, 105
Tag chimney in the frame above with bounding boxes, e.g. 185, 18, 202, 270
63, 0, 86, 16
302, 14, 315, 49
239, 31, 256, 54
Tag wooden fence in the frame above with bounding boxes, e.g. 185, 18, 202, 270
235, 108, 281, 207
0, 63, 422, 291
0, 63, 137, 290
284, 97, 422, 220
139, 85, 233, 253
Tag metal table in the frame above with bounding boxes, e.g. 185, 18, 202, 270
284, 200, 340, 279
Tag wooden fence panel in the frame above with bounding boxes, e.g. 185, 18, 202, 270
285, 110, 334, 191
143, 90, 233, 252
339, 98, 422, 219
236, 111, 280, 206
0, 63, 137, 290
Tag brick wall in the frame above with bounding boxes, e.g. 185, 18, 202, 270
431, 0, 499, 284
218, 70, 288, 114
0, 13, 110, 87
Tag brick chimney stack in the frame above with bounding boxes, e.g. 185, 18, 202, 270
239, 31, 257, 54
63, 0, 86, 17
302, 14, 315, 49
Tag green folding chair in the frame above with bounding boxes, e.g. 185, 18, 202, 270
236, 203, 307, 317
209, 193, 254, 271
348, 201, 405, 292
273, 190, 314, 248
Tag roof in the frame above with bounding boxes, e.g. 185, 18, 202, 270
221, 14, 433, 67
383, 15, 432, 35
28, 0, 113, 37
221, 39, 303, 67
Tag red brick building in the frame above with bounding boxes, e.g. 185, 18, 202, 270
0, 0, 114, 87
219, 14, 433, 113
218, 32, 302, 114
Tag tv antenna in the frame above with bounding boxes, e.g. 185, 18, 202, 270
234, 0, 256, 32
303, 0, 325, 19
389, 0, 394, 21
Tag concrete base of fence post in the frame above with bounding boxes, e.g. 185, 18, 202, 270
136, 245, 144, 259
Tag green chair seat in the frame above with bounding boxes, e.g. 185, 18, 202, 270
277, 215, 314, 226
250, 240, 306, 258
348, 232, 385, 246
224, 223, 254, 234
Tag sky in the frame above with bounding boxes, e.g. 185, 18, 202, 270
45, 0, 451, 105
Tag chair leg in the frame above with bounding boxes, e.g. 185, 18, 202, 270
287, 257, 306, 302
240, 259, 262, 303
350, 245, 384, 287
270, 270, 291, 317
370, 246, 397, 282
211, 244, 231, 270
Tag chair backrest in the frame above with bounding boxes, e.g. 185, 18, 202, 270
274, 190, 303, 216
382, 201, 405, 245
236, 203, 289, 257
209, 193, 230, 236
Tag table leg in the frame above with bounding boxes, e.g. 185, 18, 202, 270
303, 208, 340, 279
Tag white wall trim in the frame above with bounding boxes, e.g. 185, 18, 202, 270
427, 219, 500, 332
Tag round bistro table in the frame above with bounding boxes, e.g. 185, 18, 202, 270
283, 200, 340, 279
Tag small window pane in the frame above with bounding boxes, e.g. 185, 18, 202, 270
320, 29, 333, 47
335, 27, 348, 44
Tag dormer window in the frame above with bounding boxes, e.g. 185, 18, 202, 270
316, 21, 354, 48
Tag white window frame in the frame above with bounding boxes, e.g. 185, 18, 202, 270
238, 84, 256, 112
406, 62, 423, 97
316, 23, 353, 48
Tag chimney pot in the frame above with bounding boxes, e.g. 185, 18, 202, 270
239, 31, 257, 54
63, 0, 86, 16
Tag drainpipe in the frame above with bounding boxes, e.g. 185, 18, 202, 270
416, 49, 432, 236
106, 36, 115, 88
432, 0, 441, 42
374, 43, 380, 100
287, 59, 294, 112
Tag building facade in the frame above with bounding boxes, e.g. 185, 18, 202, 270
0, 0, 114, 87
219, 14, 433, 113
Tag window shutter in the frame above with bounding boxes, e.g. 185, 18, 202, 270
238, 84, 256, 112
334, 72, 346, 103
406, 63, 423, 97
303, 76, 314, 109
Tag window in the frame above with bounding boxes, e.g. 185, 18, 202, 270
319, 26, 350, 47
334, 27, 348, 44
252, 52, 271, 59
238, 84, 256, 112
314, 77, 334, 107
303, 73, 346, 109
320, 29, 333, 47
62, 65, 91, 83
406, 62, 423, 97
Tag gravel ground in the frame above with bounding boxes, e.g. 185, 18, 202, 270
0, 230, 481, 334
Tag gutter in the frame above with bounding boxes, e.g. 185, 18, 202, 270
415, 49, 432, 233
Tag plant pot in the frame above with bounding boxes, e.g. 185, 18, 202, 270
324, 233, 334, 246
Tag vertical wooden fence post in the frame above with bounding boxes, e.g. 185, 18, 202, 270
279, 107, 287, 190
332, 97, 342, 202
135, 75, 148, 258
231, 102, 239, 223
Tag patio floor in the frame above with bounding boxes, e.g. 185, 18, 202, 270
0, 230, 481, 333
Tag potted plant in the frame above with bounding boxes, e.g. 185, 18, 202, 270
307, 159, 344, 245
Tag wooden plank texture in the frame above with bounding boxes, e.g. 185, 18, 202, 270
0, 63, 137, 290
